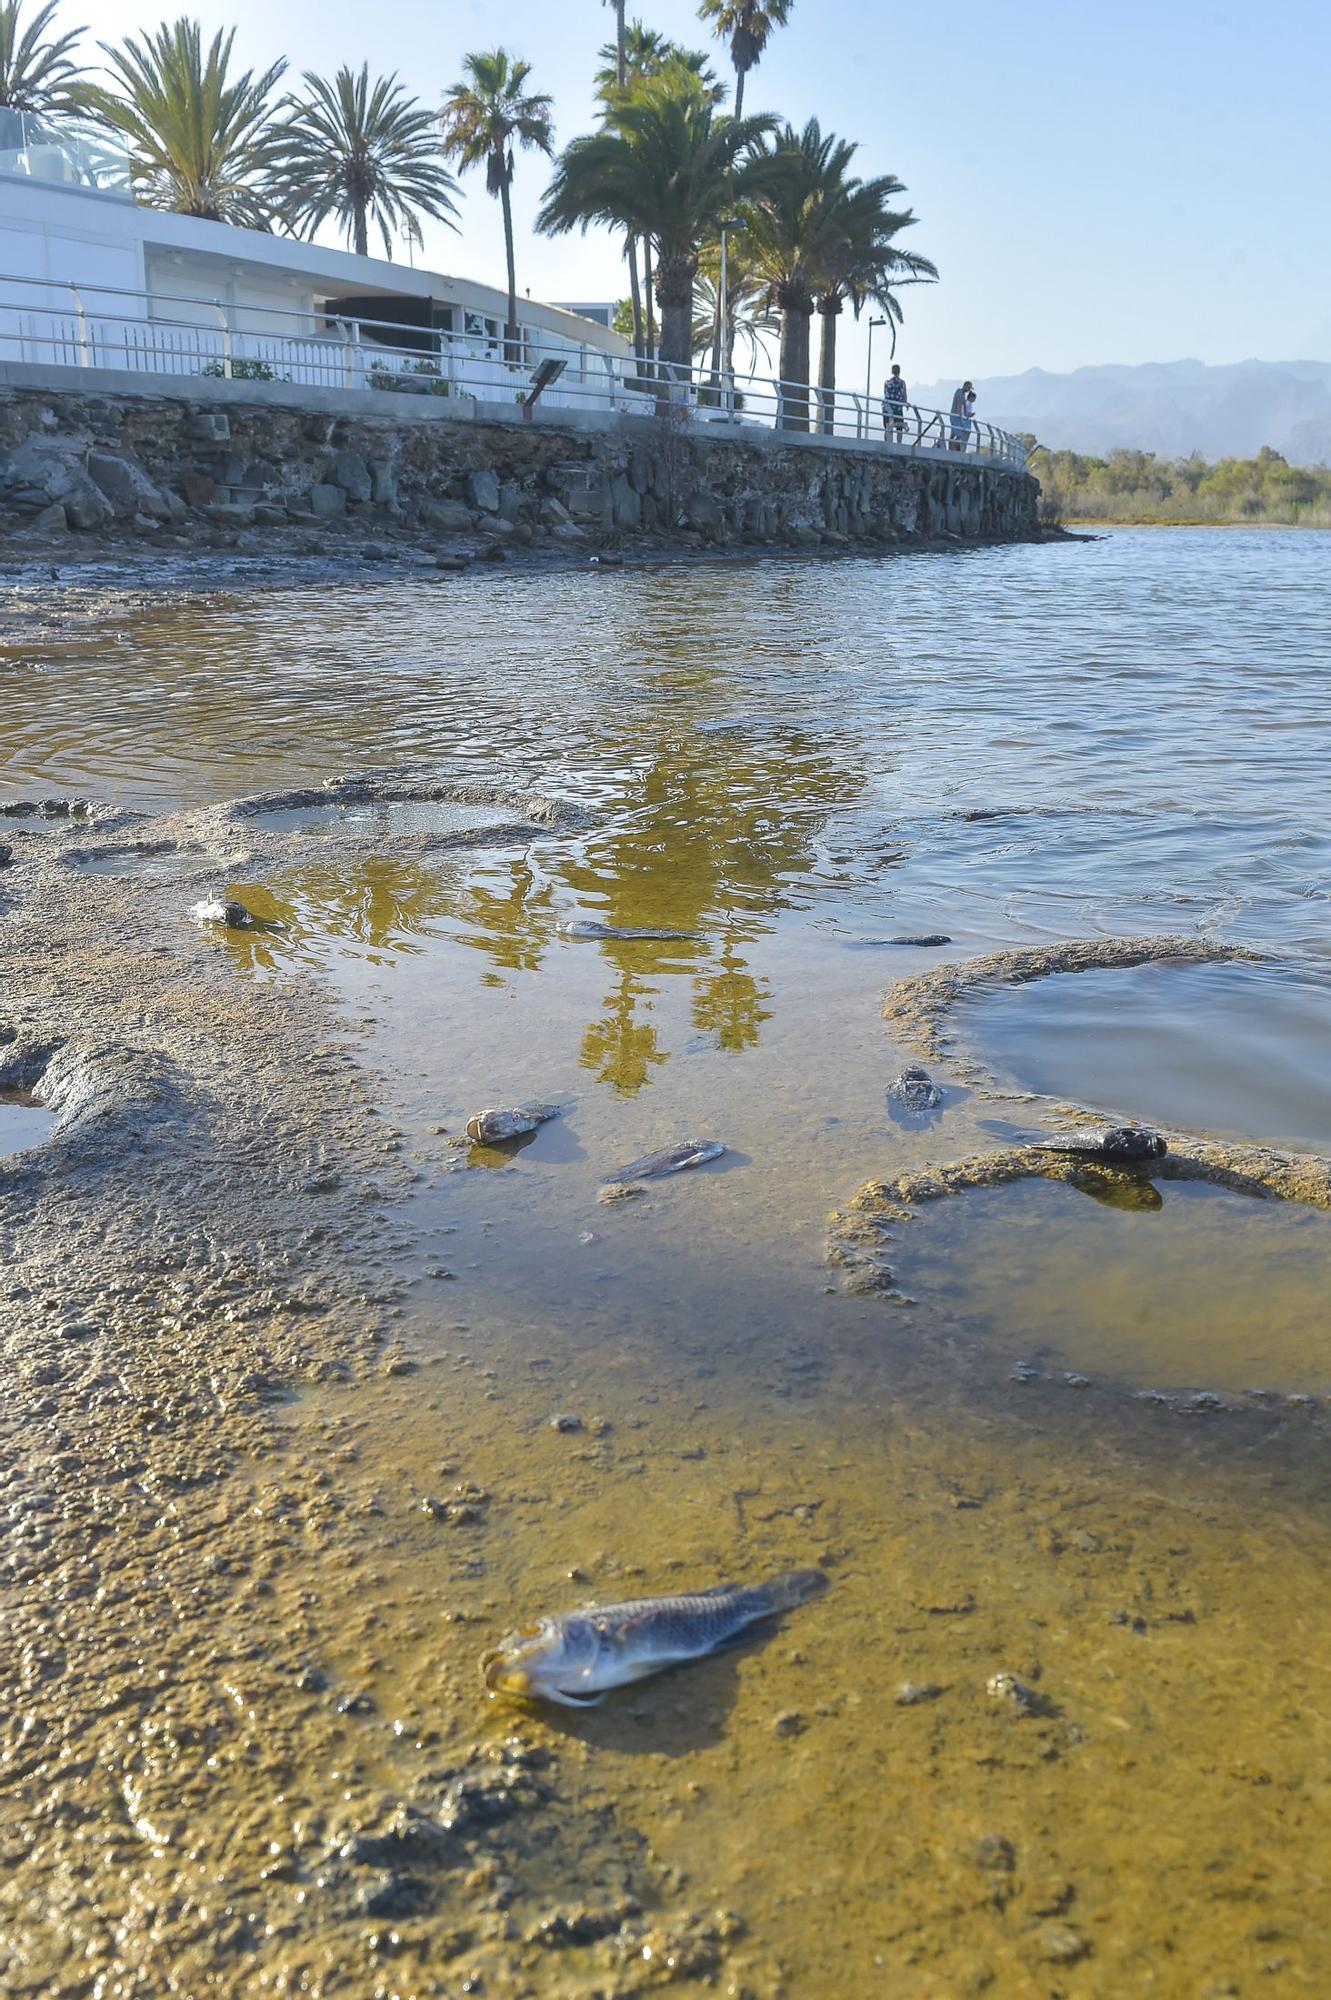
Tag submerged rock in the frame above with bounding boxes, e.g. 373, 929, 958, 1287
465, 1103, 559, 1145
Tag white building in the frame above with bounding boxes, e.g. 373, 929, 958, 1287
0, 117, 638, 410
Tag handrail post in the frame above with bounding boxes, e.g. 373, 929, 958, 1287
67, 281, 90, 367
212, 298, 231, 379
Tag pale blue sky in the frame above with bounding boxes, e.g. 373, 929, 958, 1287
81, 0, 1330, 387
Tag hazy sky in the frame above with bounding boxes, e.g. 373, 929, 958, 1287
79, 0, 1330, 390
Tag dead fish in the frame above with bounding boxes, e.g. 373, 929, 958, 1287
604, 1139, 725, 1185
1037, 1126, 1167, 1163
482, 1569, 828, 1708
466, 1103, 560, 1145
557, 920, 699, 942
887, 1066, 943, 1121
190, 895, 268, 930
845, 934, 953, 949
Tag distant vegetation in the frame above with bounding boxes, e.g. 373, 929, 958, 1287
1033, 445, 1331, 528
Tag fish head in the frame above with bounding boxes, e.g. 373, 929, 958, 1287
481, 1613, 603, 1704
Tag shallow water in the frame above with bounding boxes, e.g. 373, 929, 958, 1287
0, 1086, 56, 1157
5, 529, 1331, 1991
245, 797, 519, 839
966, 957, 1331, 1152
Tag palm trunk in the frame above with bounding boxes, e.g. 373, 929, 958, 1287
627, 234, 645, 361
655, 249, 696, 378
816, 295, 840, 436
733, 65, 745, 118
643, 241, 657, 372
777, 291, 812, 432
500, 172, 519, 363
615, 0, 626, 85
353, 203, 368, 259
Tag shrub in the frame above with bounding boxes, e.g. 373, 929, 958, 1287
200, 357, 285, 383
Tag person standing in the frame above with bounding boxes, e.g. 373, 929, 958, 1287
882, 362, 908, 443
949, 381, 970, 450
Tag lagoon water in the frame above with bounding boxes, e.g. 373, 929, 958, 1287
5, 528, 1331, 1993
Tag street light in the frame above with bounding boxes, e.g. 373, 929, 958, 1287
719, 216, 744, 415
864, 316, 887, 439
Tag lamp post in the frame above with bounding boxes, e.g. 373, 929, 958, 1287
864, 316, 887, 441
719, 216, 744, 415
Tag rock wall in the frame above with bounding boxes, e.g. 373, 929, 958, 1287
0, 381, 1038, 550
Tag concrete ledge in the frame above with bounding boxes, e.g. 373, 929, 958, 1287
0, 358, 1025, 476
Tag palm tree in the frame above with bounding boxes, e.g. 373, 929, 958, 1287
692, 239, 776, 376
538, 67, 774, 377
595, 27, 722, 366
687, 260, 771, 376
742, 118, 856, 430
269, 66, 458, 260
86, 17, 283, 225
0, 0, 85, 134
813, 178, 936, 432
696, 0, 792, 119
439, 50, 554, 361
595, 24, 723, 100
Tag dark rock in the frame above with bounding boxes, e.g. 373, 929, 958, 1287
329, 449, 371, 499
0, 439, 113, 529
180, 470, 217, 509
421, 498, 475, 532
308, 483, 346, 519
467, 468, 500, 513
86, 450, 171, 521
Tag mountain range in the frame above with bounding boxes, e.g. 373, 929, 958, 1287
908, 359, 1331, 464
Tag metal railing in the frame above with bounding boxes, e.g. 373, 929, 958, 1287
0, 271, 1030, 470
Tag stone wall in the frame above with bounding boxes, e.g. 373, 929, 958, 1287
0, 377, 1038, 551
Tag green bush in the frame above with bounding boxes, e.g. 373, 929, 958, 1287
1034, 444, 1331, 526
199, 357, 285, 383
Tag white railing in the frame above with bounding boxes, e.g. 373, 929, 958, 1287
0, 271, 1031, 470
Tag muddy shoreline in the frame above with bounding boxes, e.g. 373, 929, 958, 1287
0, 513, 1079, 586
0, 782, 752, 1998
5, 545, 1331, 1997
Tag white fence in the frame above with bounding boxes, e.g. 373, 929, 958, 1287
0, 273, 1031, 470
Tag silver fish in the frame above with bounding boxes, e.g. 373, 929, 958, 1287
466, 1103, 560, 1145
845, 934, 953, 949
604, 1139, 725, 1184
1037, 1126, 1166, 1163
557, 920, 699, 942
482, 1569, 828, 1707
